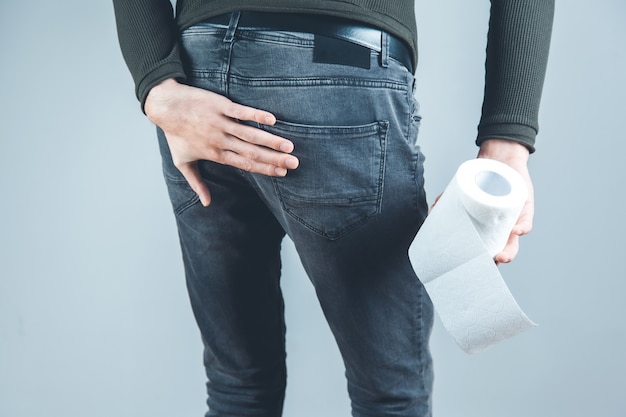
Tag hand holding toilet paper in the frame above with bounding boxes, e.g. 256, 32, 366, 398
409, 158, 536, 354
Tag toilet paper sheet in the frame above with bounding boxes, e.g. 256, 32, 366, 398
410, 159, 536, 354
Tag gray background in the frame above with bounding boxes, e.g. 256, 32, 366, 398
1, 1, 624, 416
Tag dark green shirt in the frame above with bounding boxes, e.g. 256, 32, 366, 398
113, 0, 554, 150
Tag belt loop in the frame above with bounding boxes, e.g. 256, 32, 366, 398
380, 32, 390, 68
224, 11, 241, 43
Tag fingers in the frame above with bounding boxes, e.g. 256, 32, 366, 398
227, 113, 295, 152
495, 232, 520, 265
223, 101, 277, 127
218, 131, 299, 172
513, 203, 534, 237
494, 205, 534, 264
216, 146, 299, 177
215, 104, 301, 172
177, 163, 212, 207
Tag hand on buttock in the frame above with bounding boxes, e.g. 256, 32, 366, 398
145, 78, 299, 206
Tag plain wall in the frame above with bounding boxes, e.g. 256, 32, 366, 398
1, 1, 624, 416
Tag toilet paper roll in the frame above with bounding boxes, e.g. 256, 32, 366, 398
410, 158, 536, 354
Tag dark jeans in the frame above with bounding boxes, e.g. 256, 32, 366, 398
158, 12, 434, 417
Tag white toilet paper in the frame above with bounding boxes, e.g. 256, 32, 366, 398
410, 158, 536, 354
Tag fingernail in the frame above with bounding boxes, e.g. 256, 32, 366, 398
286, 157, 299, 169
274, 167, 287, 176
264, 115, 275, 125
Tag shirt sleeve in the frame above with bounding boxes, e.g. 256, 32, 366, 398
476, 0, 555, 152
112, 0, 188, 110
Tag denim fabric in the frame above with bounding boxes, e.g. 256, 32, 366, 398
158, 13, 434, 417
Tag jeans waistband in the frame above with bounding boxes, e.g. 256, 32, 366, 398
203, 11, 414, 73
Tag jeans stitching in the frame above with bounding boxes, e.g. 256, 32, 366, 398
230, 75, 406, 90
269, 120, 388, 240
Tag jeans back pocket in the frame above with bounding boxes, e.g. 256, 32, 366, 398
262, 120, 388, 240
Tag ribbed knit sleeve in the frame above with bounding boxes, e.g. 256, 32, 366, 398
113, 0, 187, 109
477, 0, 555, 152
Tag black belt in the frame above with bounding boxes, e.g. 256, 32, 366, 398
204, 11, 414, 73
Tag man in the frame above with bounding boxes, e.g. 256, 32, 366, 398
113, 1, 554, 416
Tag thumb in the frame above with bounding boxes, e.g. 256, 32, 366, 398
177, 162, 212, 207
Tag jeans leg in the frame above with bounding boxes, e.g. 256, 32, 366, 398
169, 23, 292, 417
277, 123, 434, 417
293, 225, 434, 417
158, 129, 287, 417
225, 31, 434, 416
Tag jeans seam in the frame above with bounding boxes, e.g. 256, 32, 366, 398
230, 75, 407, 90
174, 195, 200, 216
